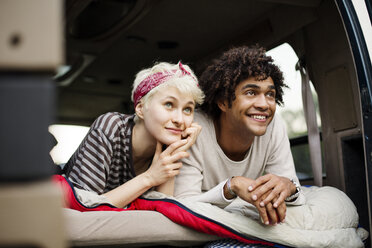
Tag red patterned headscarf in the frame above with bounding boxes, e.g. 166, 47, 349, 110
133, 62, 198, 107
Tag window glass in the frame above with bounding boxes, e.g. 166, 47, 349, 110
267, 43, 322, 180
48, 124, 89, 165
267, 43, 321, 138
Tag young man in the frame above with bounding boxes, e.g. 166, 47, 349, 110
174, 46, 305, 226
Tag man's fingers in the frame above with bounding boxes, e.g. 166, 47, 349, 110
260, 189, 279, 206
257, 204, 270, 226
265, 202, 278, 225
249, 174, 271, 192
272, 195, 286, 223
251, 182, 274, 202
273, 192, 287, 208
276, 202, 286, 223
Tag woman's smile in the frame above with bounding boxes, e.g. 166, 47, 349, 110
165, 127, 183, 135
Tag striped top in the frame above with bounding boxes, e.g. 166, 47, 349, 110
65, 112, 135, 194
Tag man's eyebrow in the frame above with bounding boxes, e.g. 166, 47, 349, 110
241, 84, 260, 90
241, 84, 276, 90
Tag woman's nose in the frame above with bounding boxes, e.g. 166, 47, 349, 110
172, 109, 184, 124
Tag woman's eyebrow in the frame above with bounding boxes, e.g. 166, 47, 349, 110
187, 101, 195, 106
162, 96, 195, 106
162, 96, 177, 101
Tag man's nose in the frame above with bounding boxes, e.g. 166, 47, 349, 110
254, 94, 269, 110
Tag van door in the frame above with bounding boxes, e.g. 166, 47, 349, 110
335, 0, 372, 241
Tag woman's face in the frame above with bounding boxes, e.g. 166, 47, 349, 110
139, 86, 195, 145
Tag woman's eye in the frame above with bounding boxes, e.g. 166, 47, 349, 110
184, 107, 193, 114
165, 102, 173, 108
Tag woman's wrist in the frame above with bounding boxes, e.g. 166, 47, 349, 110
140, 172, 156, 188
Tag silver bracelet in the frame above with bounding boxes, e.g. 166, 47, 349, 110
227, 177, 237, 198
285, 179, 301, 202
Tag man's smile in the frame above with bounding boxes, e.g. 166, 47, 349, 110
246, 113, 270, 122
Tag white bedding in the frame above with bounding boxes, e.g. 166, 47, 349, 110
142, 186, 368, 248
70, 184, 368, 247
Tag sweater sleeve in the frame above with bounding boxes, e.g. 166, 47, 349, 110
175, 162, 233, 208
264, 115, 306, 205
65, 114, 114, 194
174, 114, 231, 208
174, 113, 234, 208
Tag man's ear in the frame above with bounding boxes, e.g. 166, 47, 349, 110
217, 99, 228, 112
135, 102, 145, 120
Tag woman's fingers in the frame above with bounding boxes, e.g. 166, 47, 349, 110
162, 150, 189, 165
161, 139, 188, 156
153, 141, 163, 160
182, 122, 201, 138
176, 123, 202, 152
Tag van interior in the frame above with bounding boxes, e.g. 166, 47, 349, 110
1, 0, 371, 247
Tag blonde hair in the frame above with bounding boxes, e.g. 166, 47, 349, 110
131, 62, 204, 107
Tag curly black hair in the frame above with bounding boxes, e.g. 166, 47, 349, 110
199, 46, 287, 119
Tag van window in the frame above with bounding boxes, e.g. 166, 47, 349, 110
49, 124, 89, 165
267, 43, 323, 180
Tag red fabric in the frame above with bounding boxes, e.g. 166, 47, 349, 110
52, 175, 274, 246
52, 175, 134, 212
132, 62, 198, 106
130, 198, 274, 246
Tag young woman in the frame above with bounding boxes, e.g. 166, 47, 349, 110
62, 62, 204, 208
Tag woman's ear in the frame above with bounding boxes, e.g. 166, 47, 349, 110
217, 99, 228, 112
135, 102, 145, 120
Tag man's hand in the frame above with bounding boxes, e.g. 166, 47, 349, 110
227, 176, 286, 225
248, 174, 297, 208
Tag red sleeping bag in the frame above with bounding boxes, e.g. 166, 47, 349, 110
53, 174, 287, 247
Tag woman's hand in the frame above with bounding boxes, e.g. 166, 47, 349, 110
155, 123, 201, 195
174, 122, 202, 153
145, 139, 190, 187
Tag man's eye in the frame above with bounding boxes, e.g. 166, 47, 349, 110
266, 91, 276, 98
245, 90, 255, 96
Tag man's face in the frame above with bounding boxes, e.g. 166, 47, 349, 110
221, 76, 276, 137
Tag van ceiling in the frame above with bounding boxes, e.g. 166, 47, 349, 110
58, 0, 322, 125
